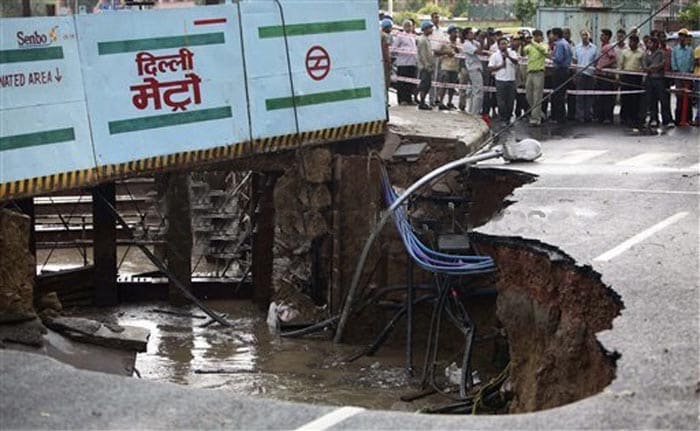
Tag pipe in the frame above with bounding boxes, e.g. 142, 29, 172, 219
333, 149, 503, 343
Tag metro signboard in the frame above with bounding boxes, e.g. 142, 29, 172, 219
240, 0, 385, 140
76, 5, 249, 167
0, 1, 386, 201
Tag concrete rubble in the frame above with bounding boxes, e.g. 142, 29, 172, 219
45, 317, 149, 353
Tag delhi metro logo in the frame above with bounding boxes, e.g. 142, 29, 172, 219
305, 45, 331, 81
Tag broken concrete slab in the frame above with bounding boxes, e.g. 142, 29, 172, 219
6, 329, 136, 377
45, 317, 149, 352
388, 105, 489, 152
392, 142, 429, 162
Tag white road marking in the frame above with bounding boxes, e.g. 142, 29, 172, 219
593, 212, 689, 262
477, 162, 696, 175
295, 407, 365, 431
684, 163, 700, 172
524, 186, 700, 196
615, 152, 681, 167
542, 150, 608, 164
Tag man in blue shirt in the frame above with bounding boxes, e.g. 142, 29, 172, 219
671, 29, 694, 126
550, 27, 572, 123
573, 30, 598, 122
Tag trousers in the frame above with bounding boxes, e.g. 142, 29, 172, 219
525, 70, 544, 123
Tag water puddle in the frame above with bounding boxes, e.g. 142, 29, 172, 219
72, 300, 427, 411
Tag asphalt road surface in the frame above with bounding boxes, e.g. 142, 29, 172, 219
1, 121, 698, 430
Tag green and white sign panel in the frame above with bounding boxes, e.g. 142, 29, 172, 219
0, 0, 385, 198
0, 16, 94, 183
241, 0, 385, 139
76, 5, 249, 166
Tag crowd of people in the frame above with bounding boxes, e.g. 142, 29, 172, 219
381, 13, 700, 130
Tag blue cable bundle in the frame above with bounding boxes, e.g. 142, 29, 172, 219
380, 167, 496, 276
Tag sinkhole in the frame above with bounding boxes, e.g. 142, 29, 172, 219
336, 164, 625, 414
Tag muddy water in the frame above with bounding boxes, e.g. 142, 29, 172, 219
76, 300, 434, 411
36, 247, 230, 277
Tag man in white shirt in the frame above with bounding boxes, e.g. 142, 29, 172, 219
461, 27, 483, 115
392, 20, 418, 105
488, 37, 519, 126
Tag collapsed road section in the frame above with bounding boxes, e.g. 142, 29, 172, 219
1, 107, 624, 417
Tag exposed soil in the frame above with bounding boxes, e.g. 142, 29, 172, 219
472, 233, 623, 413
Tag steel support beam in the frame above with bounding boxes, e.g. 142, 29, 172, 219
165, 172, 192, 306
251, 172, 279, 310
92, 182, 118, 306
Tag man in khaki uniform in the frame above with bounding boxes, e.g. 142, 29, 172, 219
436, 25, 462, 110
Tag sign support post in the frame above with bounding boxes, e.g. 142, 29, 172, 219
92, 182, 118, 306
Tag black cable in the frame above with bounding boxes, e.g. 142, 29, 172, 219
234, 0, 255, 148
345, 294, 435, 362
273, 0, 301, 142
280, 315, 340, 338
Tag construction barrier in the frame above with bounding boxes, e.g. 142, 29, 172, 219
0, 1, 387, 201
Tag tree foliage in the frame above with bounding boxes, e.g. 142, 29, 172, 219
514, 0, 537, 25
679, 2, 700, 30
393, 10, 419, 26
405, 0, 424, 11
541, 0, 583, 6
416, 3, 452, 19
452, 0, 470, 18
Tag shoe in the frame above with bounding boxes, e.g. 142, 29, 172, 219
438, 103, 449, 110
665, 123, 675, 129
459, 105, 466, 111
446, 103, 457, 110
418, 103, 432, 111
649, 122, 659, 128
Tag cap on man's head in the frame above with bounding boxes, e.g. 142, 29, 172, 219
421, 20, 434, 31
678, 28, 690, 36
381, 18, 393, 29
447, 24, 458, 34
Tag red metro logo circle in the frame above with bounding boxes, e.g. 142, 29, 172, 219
305, 45, 331, 81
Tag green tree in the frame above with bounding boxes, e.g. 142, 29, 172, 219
417, 3, 452, 19
541, 0, 583, 6
514, 0, 537, 25
394, 11, 420, 26
405, 0, 424, 11
452, 0, 470, 18
678, 2, 700, 30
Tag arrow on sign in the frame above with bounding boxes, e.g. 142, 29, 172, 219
55, 68, 62, 82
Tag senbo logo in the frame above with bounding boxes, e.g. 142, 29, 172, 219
17, 26, 59, 48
